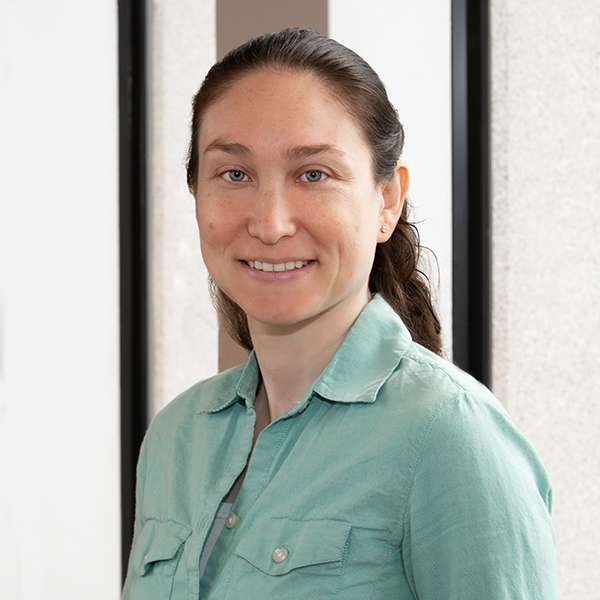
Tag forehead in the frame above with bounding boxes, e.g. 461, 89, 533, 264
199, 69, 366, 147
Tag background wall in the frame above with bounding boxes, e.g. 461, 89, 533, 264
2, 1, 598, 597
148, 0, 218, 415
0, 1, 121, 598
491, 1, 600, 596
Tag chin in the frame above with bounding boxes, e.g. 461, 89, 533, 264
243, 297, 320, 330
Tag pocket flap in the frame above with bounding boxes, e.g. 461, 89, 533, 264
132, 520, 192, 576
234, 518, 350, 576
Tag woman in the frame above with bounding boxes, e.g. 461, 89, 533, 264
123, 28, 556, 599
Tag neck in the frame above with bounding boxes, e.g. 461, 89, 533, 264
249, 291, 370, 422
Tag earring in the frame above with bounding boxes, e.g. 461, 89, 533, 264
381, 225, 388, 233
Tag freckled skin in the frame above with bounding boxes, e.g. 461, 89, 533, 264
194, 70, 406, 339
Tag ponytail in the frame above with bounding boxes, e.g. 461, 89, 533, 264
370, 204, 442, 355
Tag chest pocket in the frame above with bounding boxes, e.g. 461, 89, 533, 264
233, 518, 350, 582
124, 519, 191, 600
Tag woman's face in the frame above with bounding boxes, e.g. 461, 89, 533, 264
194, 69, 406, 335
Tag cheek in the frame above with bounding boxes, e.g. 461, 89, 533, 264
329, 189, 381, 246
196, 194, 244, 244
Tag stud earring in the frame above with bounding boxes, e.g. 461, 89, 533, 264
381, 225, 388, 233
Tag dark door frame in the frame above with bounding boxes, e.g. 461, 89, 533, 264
118, 0, 148, 582
452, 0, 492, 387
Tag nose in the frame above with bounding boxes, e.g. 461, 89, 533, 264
247, 183, 296, 244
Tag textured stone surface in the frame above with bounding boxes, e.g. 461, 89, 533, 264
491, 2, 600, 596
148, 0, 218, 416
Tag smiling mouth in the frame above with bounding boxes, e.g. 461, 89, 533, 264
247, 260, 310, 272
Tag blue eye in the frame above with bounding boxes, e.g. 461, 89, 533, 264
224, 170, 248, 182
300, 170, 326, 183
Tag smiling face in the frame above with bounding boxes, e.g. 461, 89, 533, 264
194, 69, 406, 338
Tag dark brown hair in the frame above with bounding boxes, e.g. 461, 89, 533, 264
187, 28, 442, 355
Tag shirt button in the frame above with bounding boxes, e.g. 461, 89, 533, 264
272, 547, 289, 563
224, 513, 237, 529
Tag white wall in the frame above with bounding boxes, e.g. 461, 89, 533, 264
329, 0, 454, 355
0, 1, 121, 598
147, 0, 218, 416
491, 1, 600, 597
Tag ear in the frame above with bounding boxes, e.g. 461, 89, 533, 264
378, 160, 409, 242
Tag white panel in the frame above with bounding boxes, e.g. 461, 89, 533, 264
148, 0, 218, 416
329, 0, 453, 354
0, 1, 121, 598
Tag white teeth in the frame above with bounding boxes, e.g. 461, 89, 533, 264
247, 260, 309, 272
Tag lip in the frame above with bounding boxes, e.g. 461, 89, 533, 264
241, 259, 315, 281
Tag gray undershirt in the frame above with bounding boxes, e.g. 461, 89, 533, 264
199, 501, 234, 579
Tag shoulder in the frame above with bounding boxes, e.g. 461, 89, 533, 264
392, 342, 552, 517
382, 340, 508, 433
382, 341, 551, 496
400, 341, 494, 403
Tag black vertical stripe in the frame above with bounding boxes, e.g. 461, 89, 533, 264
118, 0, 148, 583
452, 0, 491, 386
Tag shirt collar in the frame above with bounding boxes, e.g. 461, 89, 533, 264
196, 294, 412, 415
312, 294, 412, 404
196, 353, 261, 414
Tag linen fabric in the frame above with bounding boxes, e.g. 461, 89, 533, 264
122, 295, 557, 600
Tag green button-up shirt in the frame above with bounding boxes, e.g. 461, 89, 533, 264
123, 295, 556, 599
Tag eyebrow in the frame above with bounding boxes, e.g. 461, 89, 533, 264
284, 144, 346, 160
203, 140, 346, 160
204, 140, 253, 158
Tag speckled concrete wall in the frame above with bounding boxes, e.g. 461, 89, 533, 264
148, 0, 218, 416
491, 2, 600, 595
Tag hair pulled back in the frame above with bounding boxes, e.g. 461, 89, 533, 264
187, 28, 442, 355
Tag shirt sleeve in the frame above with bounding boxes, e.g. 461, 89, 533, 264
401, 392, 557, 600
